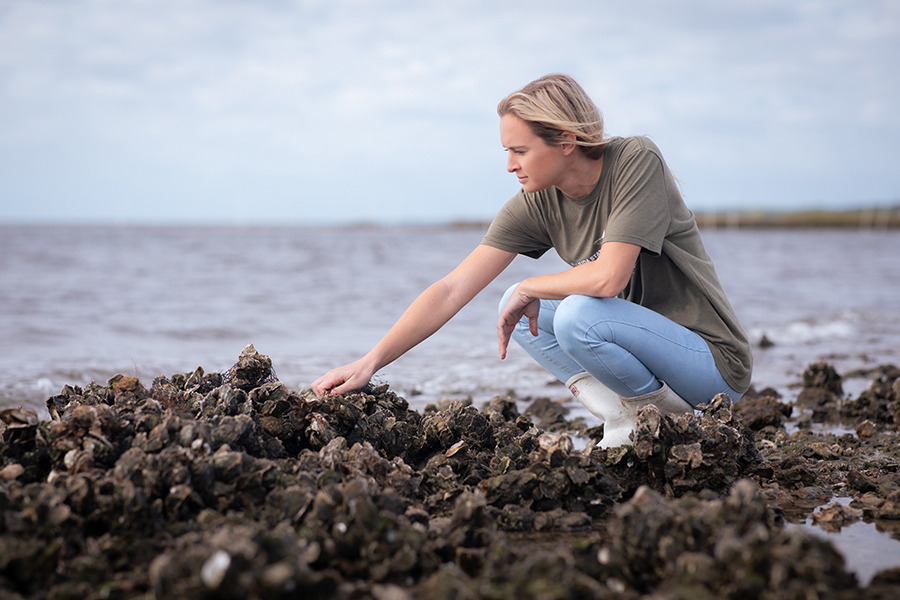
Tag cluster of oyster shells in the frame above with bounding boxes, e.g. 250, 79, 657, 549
1, 345, 898, 598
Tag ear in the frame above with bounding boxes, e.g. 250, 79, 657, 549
559, 131, 578, 155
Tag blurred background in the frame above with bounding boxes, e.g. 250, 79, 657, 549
1, 1, 899, 416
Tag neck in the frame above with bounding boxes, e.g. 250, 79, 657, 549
557, 153, 605, 199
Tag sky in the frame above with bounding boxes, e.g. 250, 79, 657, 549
0, 0, 898, 225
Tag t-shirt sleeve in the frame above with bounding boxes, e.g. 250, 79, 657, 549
482, 192, 553, 259
603, 141, 672, 255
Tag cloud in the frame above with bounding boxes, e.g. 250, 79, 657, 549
0, 0, 898, 223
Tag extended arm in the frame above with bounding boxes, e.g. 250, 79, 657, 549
311, 244, 516, 396
497, 241, 641, 358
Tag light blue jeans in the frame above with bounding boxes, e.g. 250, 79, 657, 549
500, 283, 742, 407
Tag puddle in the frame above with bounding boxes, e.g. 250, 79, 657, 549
784, 420, 858, 436
792, 497, 900, 586
491, 385, 900, 588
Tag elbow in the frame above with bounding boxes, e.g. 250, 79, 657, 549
609, 274, 631, 297
591, 285, 624, 299
588, 275, 630, 299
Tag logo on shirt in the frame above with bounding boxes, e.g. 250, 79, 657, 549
572, 231, 606, 267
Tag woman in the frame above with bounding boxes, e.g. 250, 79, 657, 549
312, 74, 752, 448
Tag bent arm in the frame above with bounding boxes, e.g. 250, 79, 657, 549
514, 241, 640, 300
311, 244, 516, 395
496, 241, 640, 358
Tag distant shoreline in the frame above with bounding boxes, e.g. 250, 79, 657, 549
3, 206, 899, 230
692, 206, 900, 229
450, 207, 900, 231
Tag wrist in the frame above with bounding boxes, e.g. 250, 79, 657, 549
517, 278, 536, 300
358, 354, 377, 371
359, 352, 384, 377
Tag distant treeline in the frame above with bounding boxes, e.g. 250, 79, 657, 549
694, 206, 900, 229
450, 206, 900, 231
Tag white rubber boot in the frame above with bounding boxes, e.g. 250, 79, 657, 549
566, 372, 635, 448
619, 381, 694, 420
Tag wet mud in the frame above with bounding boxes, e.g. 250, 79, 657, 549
2, 346, 900, 599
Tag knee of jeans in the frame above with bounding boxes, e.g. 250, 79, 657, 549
553, 295, 615, 351
498, 282, 521, 315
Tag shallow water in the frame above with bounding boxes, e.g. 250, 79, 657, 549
796, 497, 900, 586
2, 225, 897, 414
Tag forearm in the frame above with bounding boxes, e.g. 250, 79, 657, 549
514, 241, 640, 301
362, 279, 468, 371
516, 268, 609, 300
312, 244, 515, 396
515, 264, 622, 301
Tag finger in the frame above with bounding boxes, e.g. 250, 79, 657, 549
312, 372, 343, 397
497, 324, 511, 359
330, 377, 362, 396
528, 315, 539, 337
312, 382, 332, 397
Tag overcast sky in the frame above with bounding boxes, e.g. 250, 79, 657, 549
1, 0, 897, 225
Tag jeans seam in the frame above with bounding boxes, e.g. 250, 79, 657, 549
579, 319, 709, 357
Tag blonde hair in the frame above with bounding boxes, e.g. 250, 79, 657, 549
497, 74, 608, 160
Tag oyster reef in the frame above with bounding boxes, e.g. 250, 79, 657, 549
2, 345, 900, 599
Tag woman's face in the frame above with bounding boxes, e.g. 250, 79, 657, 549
500, 114, 569, 194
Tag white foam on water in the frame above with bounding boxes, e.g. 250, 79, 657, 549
3, 226, 900, 417
750, 315, 856, 348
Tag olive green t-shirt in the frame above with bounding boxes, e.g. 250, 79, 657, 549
482, 135, 752, 393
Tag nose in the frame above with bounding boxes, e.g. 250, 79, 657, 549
506, 152, 518, 173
